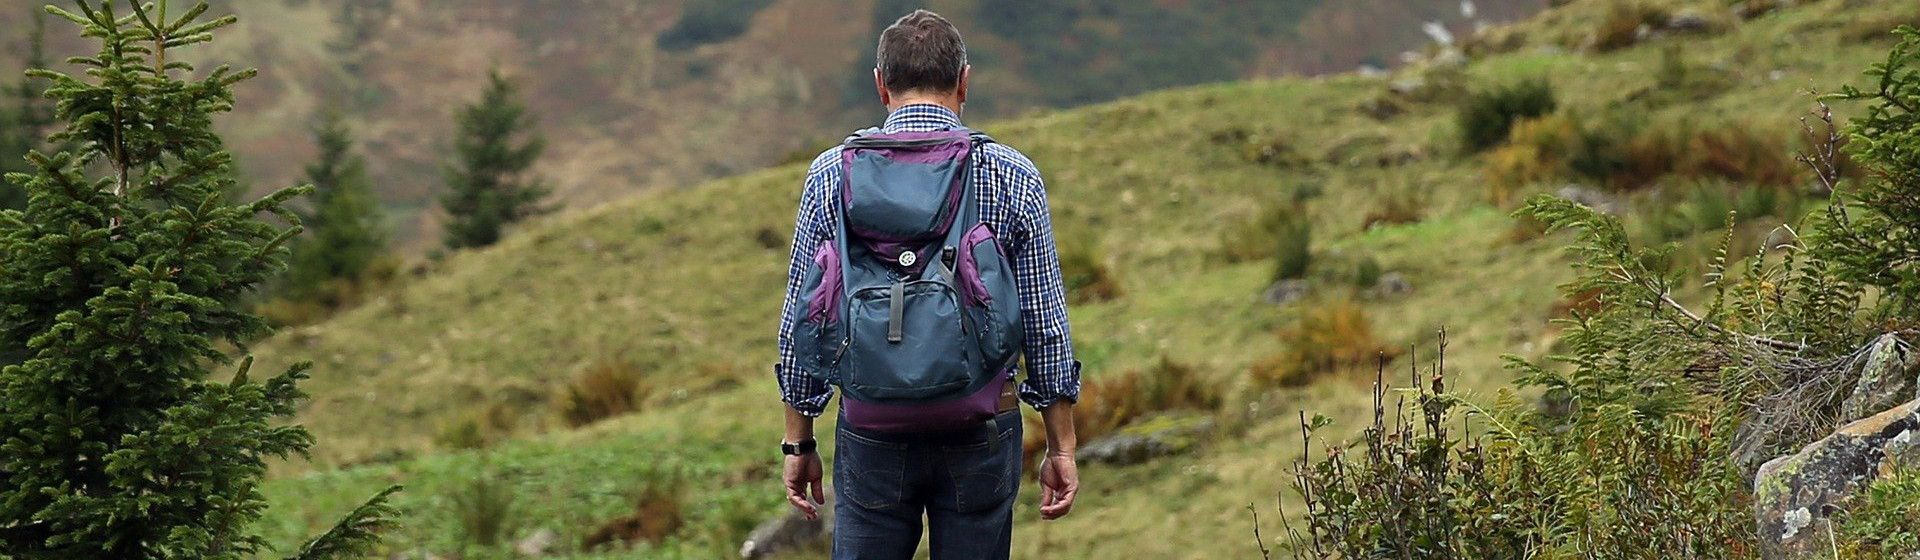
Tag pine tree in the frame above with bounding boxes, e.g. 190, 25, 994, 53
1, 10, 54, 210
285, 110, 386, 302
440, 69, 549, 250
0, 2, 396, 558
1818, 25, 1920, 314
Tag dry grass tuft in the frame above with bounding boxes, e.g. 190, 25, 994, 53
557, 361, 650, 428
1252, 299, 1401, 387
583, 483, 687, 550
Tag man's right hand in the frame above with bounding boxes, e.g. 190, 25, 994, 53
783, 452, 826, 520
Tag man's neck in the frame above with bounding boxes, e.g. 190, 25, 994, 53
887, 95, 962, 116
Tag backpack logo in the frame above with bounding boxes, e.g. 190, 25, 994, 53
783, 128, 1026, 432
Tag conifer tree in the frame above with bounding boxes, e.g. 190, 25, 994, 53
1, 10, 54, 210
285, 110, 386, 301
1818, 25, 1920, 313
440, 69, 548, 250
0, 2, 396, 558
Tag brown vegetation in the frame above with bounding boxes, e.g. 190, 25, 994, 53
556, 361, 649, 428
1251, 299, 1400, 387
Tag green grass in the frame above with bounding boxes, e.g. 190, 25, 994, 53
251, 0, 1905, 556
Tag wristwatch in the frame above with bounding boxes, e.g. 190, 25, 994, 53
781, 439, 817, 456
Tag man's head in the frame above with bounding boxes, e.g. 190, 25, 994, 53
873, 9, 969, 112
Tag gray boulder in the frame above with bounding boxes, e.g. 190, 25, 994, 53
1263, 279, 1312, 306
1365, 272, 1413, 299
1555, 184, 1625, 216
514, 528, 560, 557
1665, 9, 1719, 33
1840, 333, 1917, 423
1753, 400, 1920, 559
1078, 413, 1215, 466
740, 498, 832, 559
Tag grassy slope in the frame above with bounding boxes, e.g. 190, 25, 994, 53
252, 0, 1912, 557
2, 0, 1546, 249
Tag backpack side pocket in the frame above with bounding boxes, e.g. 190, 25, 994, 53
956, 224, 1024, 370
789, 241, 845, 381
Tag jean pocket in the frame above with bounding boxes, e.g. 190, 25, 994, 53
836, 430, 909, 511
945, 421, 1020, 513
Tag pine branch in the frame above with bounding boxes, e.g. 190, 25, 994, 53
285, 485, 403, 560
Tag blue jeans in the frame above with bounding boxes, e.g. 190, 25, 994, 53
832, 408, 1023, 560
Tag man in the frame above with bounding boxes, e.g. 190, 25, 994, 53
774, 9, 1082, 559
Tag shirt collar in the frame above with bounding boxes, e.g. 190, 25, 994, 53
881, 104, 964, 133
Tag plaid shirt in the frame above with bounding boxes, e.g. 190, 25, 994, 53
775, 104, 1080, 417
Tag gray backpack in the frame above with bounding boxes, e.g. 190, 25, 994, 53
786, 128, 1024, 432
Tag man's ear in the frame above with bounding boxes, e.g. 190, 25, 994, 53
874, 69, 892, 108
957, 65, 970, 106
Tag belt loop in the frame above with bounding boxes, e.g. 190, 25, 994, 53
985, 416, 999, 444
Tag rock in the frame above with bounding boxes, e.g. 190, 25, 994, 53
1665, 9, 1718, 33
1365, 272, 1413, 299
1840, 334, 1917, 423
1555, 184, 1626, 216
1078, 413, 1215, 466
1753, 400, 1920, 559
1263, 279, 1312, 306
1357, 95, 1405, 121
740, 502, 832, 559
515, 528, 560, 557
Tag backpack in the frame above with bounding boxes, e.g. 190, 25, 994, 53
786, 128, 1025, 432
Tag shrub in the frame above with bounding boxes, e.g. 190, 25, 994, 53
1456, 78, 1558, 153
1059, 239, 1123, 304
451, 470, 521, 553
1484, 115, 1580, 205
656, 0, 772, 51
1270, 215, 1313, 281
1352, 256, 1385, 289
1361, 187, 1426, 229
1683, 125, 1799, 186
1220, 201, 1313, 273
1835, 465, 1920, 559
435, 402, 521, 450
584, 481, 687, 550
1594, 3, 1668, 52
1251, 300, 1398, 387
557, 361, 649, 428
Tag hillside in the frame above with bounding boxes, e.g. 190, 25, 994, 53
232, 0, 1920, 557
0, 0, 1545, 248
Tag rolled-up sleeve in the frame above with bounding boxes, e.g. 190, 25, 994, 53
775, 152, 841, 417
1007, 170, 1081, 409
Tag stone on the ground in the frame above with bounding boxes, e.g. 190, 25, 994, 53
1078, 413, 1215, 466
1840, 333, 1917, 423
1752, 400, 1920, 559
740, 498, 832, 559
514, 528, 559, 557
1555, 184, 1625, 215
1366, 272, 1413, 299
1665, 9, 1718, 33
1264, 279, 1312, 306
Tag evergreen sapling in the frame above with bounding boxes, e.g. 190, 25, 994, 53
0, 2, 397, 558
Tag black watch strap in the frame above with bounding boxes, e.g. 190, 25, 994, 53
781, 439, 817, 456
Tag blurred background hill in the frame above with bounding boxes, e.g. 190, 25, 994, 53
0, 0, 1544, 248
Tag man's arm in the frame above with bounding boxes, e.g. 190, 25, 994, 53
777, 153, 839, 519
1000, 153, 1082, 518
782, 406, 824, 520
775, 154, 841, 417
1038, 402, 1078, 520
